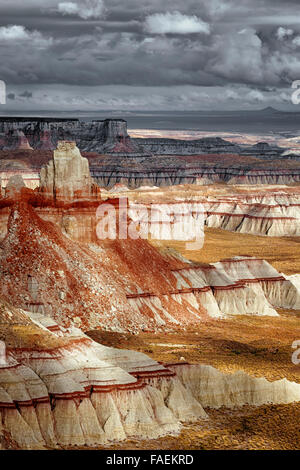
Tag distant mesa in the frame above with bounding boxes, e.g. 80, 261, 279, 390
0, 115, 292, 161
0, 118, 146, 156
252, 142, 273, 149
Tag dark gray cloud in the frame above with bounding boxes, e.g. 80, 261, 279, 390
0, 0, 299, 111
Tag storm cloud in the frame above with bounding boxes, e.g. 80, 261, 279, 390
0, 0, 299, 111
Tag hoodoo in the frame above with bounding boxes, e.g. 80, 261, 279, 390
39, 141, 100, 202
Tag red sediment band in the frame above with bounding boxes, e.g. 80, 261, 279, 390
49, 379, 147, 399
170, 287, 211, 294
8, 354, 64, 361
50, 390, 90, 400
171, 264, 213, 271
206, 211, 295, 220
47, 325, 62, 332
0, 382, 149, 407
163, 362, 190, 367
111, 380, 146, 392
127, 292, 153, 299
33, 396, 51, 404
0, 363, 21, 371
13, 400, 34, 407
212, 283, 245, 291
90, 380, 146, 394
170, 288, 194, 295
207, 200, 300, 209
0, 402, 16, 409
91, 383, 145, 394
127, 286, 211, 298
131, 368, 175, 379
171, 287, 212, 294
211, 276, 286, 290
192, 286, 212, 293
0, 396, 50, 409
243, 276, 286, 283
220, 257, 263, 262
13, 398, 50, 407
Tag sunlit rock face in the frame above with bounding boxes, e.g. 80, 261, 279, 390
127, 190, 300, 237
203, 192, 300, 236
0, 301, 206, 449
40, 141, 100, 202
169, 364, 300, 409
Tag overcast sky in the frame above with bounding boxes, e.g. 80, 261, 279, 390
0, 0, 300, 112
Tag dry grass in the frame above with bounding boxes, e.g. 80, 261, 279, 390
151, 226, 300, 275
0, 324, 66, 349
88, 311, 300, 383
93, 404, 300, 450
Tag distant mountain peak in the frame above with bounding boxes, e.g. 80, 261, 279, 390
260, 106, 279, 113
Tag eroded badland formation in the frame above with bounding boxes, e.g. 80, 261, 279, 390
0, 119, 299, 450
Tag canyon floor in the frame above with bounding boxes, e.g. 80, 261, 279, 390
86, 312, 300, 450
90, 403, 300, 450
85, 225, 300, 450
152, 226, 300, 276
